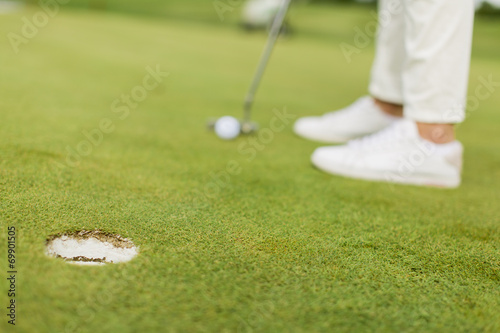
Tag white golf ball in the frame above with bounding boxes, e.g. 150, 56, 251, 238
214, 116, 241, 140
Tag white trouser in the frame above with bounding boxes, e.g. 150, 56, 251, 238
369, 0, 475, 124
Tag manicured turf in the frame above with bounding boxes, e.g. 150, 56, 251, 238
1, 3, 499, 332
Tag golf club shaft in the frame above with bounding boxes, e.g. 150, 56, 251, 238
243, 0, 292, 122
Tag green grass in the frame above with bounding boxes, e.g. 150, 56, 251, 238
1, 3, 500, 333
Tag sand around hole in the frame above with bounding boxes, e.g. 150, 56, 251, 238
46, 230, 138, 265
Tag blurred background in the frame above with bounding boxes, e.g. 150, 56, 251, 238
1, 0, 498, 145
2, 0, 500, 28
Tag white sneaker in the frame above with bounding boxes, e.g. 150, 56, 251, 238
294, 96, 398, 143
311, 119, 463, 188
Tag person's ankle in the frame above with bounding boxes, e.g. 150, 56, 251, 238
416, 122, 455, 144
373, 98, 403, 118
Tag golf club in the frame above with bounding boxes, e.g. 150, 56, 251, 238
209, 0, 292, 137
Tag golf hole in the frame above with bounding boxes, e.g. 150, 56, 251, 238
46, 230, 138, 265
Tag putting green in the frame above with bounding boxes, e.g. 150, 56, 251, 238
1, 4, 499, 332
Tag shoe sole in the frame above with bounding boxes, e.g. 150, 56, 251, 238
293, 130, 353, 144
311, 156, 461, 189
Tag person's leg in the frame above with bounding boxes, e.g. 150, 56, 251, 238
403, 0, 475, 143
369, 0, 405, 109
310, 0, 475, 188
293, 0, 405, 144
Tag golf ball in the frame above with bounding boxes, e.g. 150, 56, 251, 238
215, 116, 241, 140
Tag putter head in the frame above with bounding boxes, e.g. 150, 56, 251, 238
241, 120, 259, 135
